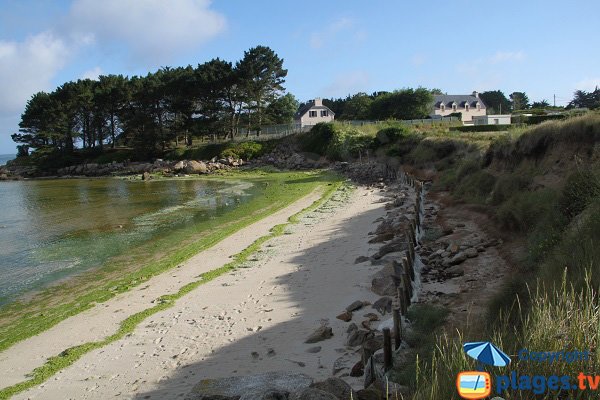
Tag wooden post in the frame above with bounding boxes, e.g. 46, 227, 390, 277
402, 256, 414, 286
392, 308, 402, 350
383, 328, 392, 371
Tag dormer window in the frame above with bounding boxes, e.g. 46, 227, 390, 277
440, 103, 445, 112
476, 102, 481, 111
465, 104, 470, 112
452, 103, 457, 112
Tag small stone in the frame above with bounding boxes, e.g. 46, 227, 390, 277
306, 346, 322, 353
336, 310, 353, 322
305, 325, 333, 344
346, 300, 365, 312
363, 313, 380, 322
464, 248, 478, 258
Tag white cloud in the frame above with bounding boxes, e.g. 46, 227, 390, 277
81, 66, 103, 80
0, 32, 70, 116
490, 50, 525, 64
575, 78, 600, 91
323, 71, 370, 97
310, 17, 363, 50
69, 0, 226, 64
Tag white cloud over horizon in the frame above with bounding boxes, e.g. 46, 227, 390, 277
81, 66, 103, 81
323, 70, 370, 97
0, 32, 70, 116
69, 0, 226, 65
576, 78, 600, 91
310, 17, 365, 50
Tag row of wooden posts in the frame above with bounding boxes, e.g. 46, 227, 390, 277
382, 170, 424, 373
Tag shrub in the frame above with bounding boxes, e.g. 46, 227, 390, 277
220, 142, 265, 160
374, 126, 409, 145
558, 170, 600, 220
301, 123, 336, 155
449, 124, 510, 132
454, 170, 496, 203
496, 189, 559, 231
490, 173, 531, 205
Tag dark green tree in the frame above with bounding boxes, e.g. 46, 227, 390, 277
264, 93, 298, 124
510, 91, 530, 111
479, 90, 511, 114
369, 88, 433, 120
236, 46, 287, 134
342, 93, 373, 120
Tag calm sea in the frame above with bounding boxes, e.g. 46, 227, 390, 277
0, 154, 14, 166
0, 177, 258, 306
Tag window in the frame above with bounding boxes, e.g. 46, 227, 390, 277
440, 104, 445, 111
465, 104, 470, 112
452, 104, 457, 112
321, 110, 329, 117
494, 118, 499, 125
476, 102, 481, 111
309, 110, 317, 118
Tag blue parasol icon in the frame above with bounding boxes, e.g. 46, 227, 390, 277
463, 342, 511, 368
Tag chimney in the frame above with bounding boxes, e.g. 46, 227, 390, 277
314, 98, 322, 106
472, 91, 479, 98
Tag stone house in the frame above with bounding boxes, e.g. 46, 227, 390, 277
431, 91, 487, 124
294, 98, 335, 128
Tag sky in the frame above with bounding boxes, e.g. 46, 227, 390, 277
0, 0, 599, 154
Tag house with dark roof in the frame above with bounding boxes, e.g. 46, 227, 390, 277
431, 91, 487, 124
294, 98, 335, 128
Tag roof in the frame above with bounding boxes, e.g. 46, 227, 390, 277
294, 101, 335, 119
434, 94, 487, 108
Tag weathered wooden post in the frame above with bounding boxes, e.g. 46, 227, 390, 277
392, 307, 402, 350
402, 257, 414, 294
383, 328, 392, 371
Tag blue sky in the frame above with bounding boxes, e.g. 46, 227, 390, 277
0, 0, 599, 154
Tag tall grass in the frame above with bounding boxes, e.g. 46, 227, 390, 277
414, 274, 600, 400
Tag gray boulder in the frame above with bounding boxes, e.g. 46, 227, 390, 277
371, 265, 396, 296
305, 325, 333, 343
310, 377, 352, 399
187, 372, 313, 400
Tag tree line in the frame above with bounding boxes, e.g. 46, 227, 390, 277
12, 46, 296, 157
317, 88, 434, 121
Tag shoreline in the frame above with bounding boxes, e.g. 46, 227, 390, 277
4, 182, 388, 400
0, 171, 338, 354
0, 176, 341, 398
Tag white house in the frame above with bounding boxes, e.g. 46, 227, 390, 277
294, 98, 335, 128
472, 114, 512, 126
431, 91, 487, 124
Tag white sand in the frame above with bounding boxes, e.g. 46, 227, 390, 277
4, 185, 387, 400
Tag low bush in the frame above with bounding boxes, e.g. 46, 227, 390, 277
450, 124, 510, 132
300, 123, 336, 155
454, 170, 496, 203
220, 141, 267, 160
490, 173, 531, 205
558, 170, 600, 220
496, 189, 559, 232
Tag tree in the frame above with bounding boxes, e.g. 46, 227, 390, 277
236, 46, 287, 134
479, 90, 511, 114
531, 99, 550, 109
369, 88, 433, 120
567, 88, 600, 109
265, 93, 298, 124
96, 75, 129, 148
342, 93, 373, 120
510, 92, 530, 111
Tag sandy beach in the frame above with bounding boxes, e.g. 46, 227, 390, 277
1, 184, 388, 399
